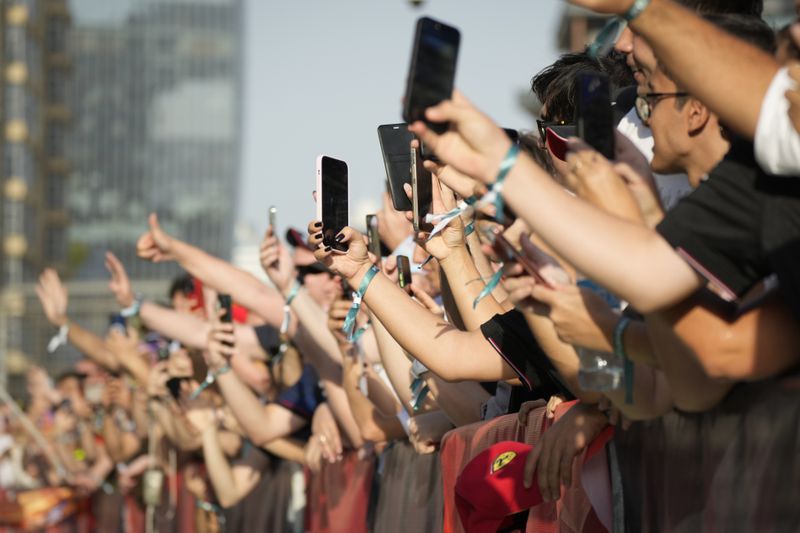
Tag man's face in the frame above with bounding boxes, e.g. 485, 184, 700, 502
56, 377, 81, 399
172, 292, 203, 317
631, 33, 657, 91
647, 68, 689, 175
303, 271, 340, 309
538, 104, 570, 179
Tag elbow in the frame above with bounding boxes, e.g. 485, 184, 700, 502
357, 421, 386, 443
218, 491, 244, 509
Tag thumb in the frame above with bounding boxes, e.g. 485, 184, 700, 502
149, 212, 160, 233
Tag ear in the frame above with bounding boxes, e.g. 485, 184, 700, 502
686, 98, 711, 137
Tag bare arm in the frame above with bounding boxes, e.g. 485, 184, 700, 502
319, 379, 364, 450
201, 426, 265, 508
425, 376, 488, 426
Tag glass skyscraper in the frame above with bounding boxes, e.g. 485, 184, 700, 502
67, 0, 243, 281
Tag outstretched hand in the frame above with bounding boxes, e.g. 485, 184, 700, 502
36, 269, 68, 327
409, 90, 512, 186
259, 227, 296, 292
307, 222, 371, 283
105, 251, 135, 308
136, 213, 176, 263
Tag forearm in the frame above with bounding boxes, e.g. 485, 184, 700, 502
355, 269, 514, 382
320, 379, 364, 449
67, 322, 119, 372
369, 313, 417, 408
201, 426, 243, 508
171, 240, 285, 325
632, 0, 778, 139
425, 376, 487, 426
217, 372, 305, 446
261, 438, 306, 464
341, 355, 406, 443
503, 155, 701, 313
646, 309, 733, 412
466, 231, 509, 303
440, 247, 506, 331
149, 400, 201, 451
522, 312, 603, 403
289, 289, 342, 378
140, 301, 210, 350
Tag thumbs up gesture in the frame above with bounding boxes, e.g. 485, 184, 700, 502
136, 213, 176, 263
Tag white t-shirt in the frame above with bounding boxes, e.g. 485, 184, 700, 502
617, 108, 693, 211
754, 67, 800, 176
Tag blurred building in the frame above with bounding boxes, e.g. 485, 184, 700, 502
0, 0, 72, 391
557, 0, 797, 53
67, 0, 244, 282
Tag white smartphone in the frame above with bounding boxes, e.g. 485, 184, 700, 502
315, 155, 349, 252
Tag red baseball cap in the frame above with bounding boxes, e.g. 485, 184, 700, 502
455, 426, 614, 533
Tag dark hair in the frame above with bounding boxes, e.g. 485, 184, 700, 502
169, 273, 195, 300
704, 13, 775, 54
777, 23, 800, 62
55, 371, 85, 389
531, 51, 634, 122
675, 0, 762, 16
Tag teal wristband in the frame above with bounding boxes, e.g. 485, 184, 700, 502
491, 143, 520, 224
613, 316, 634, 404
623, 0, 651, 22
189, 364, 231, 400
342, 265, 380, 342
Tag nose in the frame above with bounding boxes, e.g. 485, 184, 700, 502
614, 27, 634, 55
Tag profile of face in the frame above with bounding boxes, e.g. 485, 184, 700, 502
647, 67, 691, 176
631, 34, 657, 91
172, 292, 198, 316
168, 347, 193, 378
538, 104, 571, 180
56, 376, 81, 400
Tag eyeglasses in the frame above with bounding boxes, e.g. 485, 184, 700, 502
536, 119, 571, 141
635, 92, 689, 123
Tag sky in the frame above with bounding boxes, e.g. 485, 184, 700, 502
238, 0, 563, 239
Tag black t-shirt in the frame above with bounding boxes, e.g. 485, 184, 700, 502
480, 310, 574, 400
656, 138, 800, 319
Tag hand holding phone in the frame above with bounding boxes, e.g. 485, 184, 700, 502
402, 17, 460, 134
486, 227, 554, 289
316, 155, 349, 252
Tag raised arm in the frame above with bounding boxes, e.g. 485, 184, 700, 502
36, 269, 120, 372
136, 214, 286, 327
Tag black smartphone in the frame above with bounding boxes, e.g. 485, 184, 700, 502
397, 255, 413, 295
575, 72, 615, 160
166, 377, 188, 400
377, 124, 414, 211
218, 294, 233, 323
316, 155, 349, 252
411, 144, 433, 232
402, 17, 461, 134
366, 214, 381, 263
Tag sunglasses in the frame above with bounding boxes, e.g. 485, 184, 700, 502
635, 92, 689, 123
536, 119, 572, 141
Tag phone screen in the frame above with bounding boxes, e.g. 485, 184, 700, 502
411, 145, 432, 232
366, 214, 381, 262
403, 17, 460, 134
397, 255, 412, 294
576, 72, 615, 160
378, 124, 414, 211
319, 156, 349, 252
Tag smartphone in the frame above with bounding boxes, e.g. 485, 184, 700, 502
217, 294, 233, 347
489, 228, 554, 289
377, 124, 414, 211
269, 206, 277, 230
366, 214, 381, 263
166, 377, 188, 400
402, 17, 461, 134
397, 255, 413, 295
576, 72, 615, 160
411, 144, 432, 232
108, 313, 126, 334
316, 155, 349, 252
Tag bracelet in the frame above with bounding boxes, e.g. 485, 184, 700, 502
342, 265, 380, 342
120, 294, 143, 318
189, 364, 231, 400
280, 281, 301, 336
622, 0, 651, 21
613, 316, 634, 404
464, 220, 475, 237
489, 142, 520, 224
47, 323, 70, 354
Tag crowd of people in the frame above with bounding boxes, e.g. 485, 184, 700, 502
3, 0, 800, 531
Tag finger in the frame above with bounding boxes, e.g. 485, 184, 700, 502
529, 284, 559, 307
523, 442, 542, 489
403, 182, 413, 202
559, 449, 573, 491
544, 443, 562, 502
307, 220, 323, 237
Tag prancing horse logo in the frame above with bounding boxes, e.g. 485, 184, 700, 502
491, 451, 517, 474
